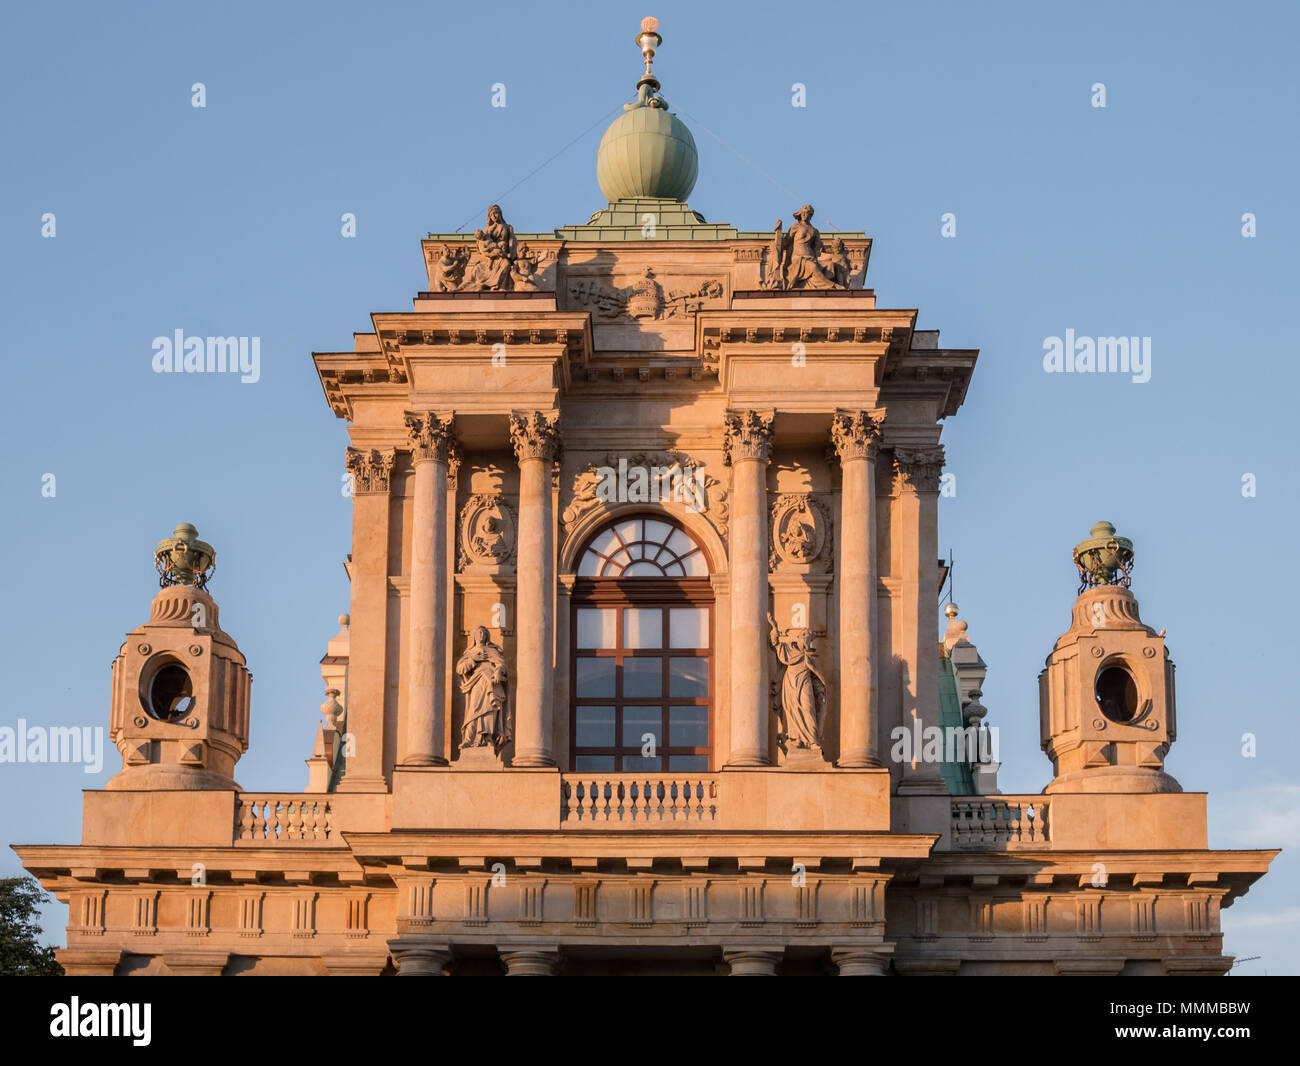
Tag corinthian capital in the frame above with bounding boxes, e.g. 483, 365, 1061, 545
830, 409, 886, 462
892, 445, 946, 494
723, 410, 774, 465
509, 411, 561, 463
346, 447, 398, 495
404, 411, 456, 464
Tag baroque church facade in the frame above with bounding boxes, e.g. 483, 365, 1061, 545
15, 19, 1274, 976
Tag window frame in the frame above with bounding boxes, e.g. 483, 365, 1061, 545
570, 566, 714, 774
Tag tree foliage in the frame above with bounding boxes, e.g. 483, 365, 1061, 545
0, 876, 64, 976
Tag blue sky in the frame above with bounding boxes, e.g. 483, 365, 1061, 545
1, 0, 1295, 973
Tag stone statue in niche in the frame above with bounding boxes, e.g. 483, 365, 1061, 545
768, 613, 826, 751
457, 627, 509, 753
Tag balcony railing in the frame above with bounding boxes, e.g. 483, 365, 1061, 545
235, 795, 336, 844
561, 775, 718, 825
949, 797, 1050, 850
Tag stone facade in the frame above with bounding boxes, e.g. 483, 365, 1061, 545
14, 20, 1274, 977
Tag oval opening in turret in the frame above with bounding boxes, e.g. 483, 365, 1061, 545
1095, 665, 1138, 723
143, 661, 196, 722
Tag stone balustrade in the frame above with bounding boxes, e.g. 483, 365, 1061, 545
235, 795, 336, 844
949, 797, 1050, 850
561, 775, 718, 825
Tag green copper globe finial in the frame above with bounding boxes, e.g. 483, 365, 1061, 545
595, 16, 699, 204
1072, 520, 1134, 593
155, 522, 216, 590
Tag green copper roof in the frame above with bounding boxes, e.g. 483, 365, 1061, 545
558, 198, 725, 241
596, 102, 698, 202
938, 656, 976, 796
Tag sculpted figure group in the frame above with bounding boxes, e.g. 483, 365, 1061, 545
430, 205, 544, 293
764, 204, 851, 290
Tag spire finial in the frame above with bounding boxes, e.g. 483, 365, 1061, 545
155, 522, 216, 589
1072, 520, 1134, 593
635, 16, 663, 96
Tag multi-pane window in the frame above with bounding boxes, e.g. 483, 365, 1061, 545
571, 518, 713, 772
576, 517, 708, 578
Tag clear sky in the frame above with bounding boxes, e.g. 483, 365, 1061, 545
1, 0, 1295, 974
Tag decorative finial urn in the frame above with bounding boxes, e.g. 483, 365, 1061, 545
155, 522, 216, 589
1071, 520, 1133, 592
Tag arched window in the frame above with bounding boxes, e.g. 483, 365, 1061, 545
577, 517, 709, 578
571, 515, 713, 773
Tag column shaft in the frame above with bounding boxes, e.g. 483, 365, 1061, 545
895, 445, 946, 791
725, 411, 773, 767
511, 412, 559, 768
402, 413, 453, 766
339, 447, 397, 791
833, 412, 884, 768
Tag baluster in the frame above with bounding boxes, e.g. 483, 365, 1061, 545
252, 800, 268, 841
236, 798, 254, 840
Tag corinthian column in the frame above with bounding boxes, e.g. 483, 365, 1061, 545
510, 411, 561, 768
831, 410, 885, 768
893, 445, 946, 792
724, 410, 774, 767
401, 412, 455, 767
339, 446, 397, 791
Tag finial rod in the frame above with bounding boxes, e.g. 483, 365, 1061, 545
635, 16, 662, 94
